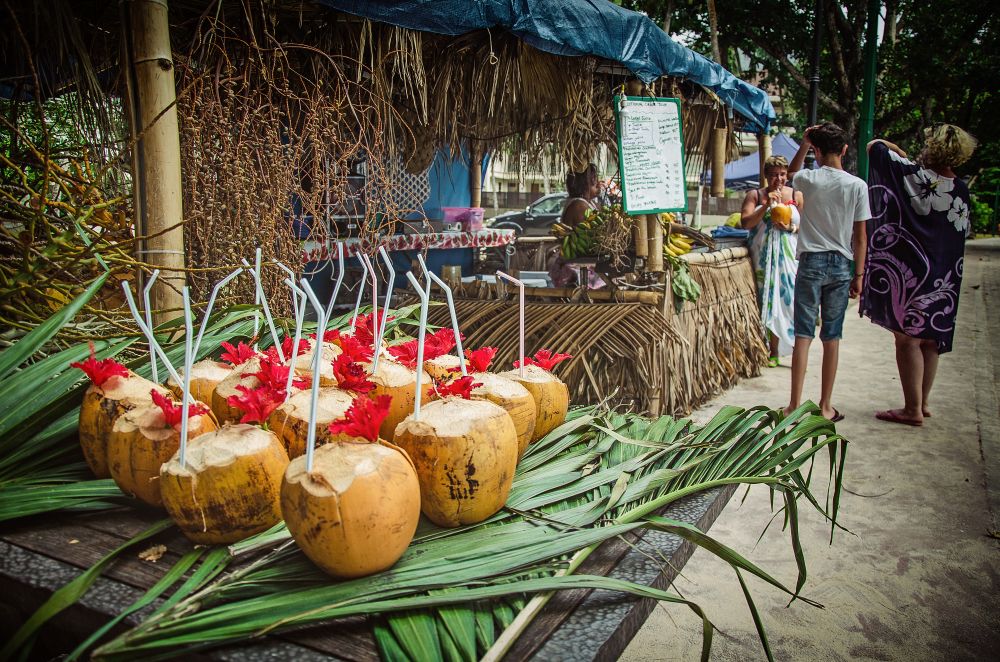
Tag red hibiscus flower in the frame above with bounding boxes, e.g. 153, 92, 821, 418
227, 384, 283, 425
150, 389, 209, 429
434, 375, 482, 400
352, 312, 394, 346
327, 394, 393, 443
387, 339, 420, 369
513, 349, 573, 371
464, 346, 498, 373
70, 342, 129, 387
220, 341, 257, 366
428, 327, 464, 356
281, 335, 311, 358
332, 354, 375, 394
331, 332, 375, 363
245, 356, 307, 392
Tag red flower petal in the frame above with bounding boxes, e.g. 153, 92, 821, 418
226, 384, 283, 424
434, 375, 482, 400
513, 348, 572, 371
464, 346, 498, 373
327, 394, 392, 443
387, 339, 420, 369
281, 335, 311, 358
331, 354, 376, 394
352, 312, 394, 347
151, 389, 209, 429
332, 332, 375, 363
220, 341, 257, 366
70, 342, 129, 387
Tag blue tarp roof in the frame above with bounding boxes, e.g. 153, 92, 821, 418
702, 132, 804, 191
317, 0, 775, 133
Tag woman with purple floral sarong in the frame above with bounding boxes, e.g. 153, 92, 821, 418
861, 124, 978, 427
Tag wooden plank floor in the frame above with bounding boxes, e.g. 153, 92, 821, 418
1, 486, 734, 661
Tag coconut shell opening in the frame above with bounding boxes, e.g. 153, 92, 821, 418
364, 358, 434, 441
211, 357, 263, 423
500, 365, 569, 442
288, 342, 343, 386
470, 372, 536, 456
168, 359, 231, 406
424, 354, 462, 381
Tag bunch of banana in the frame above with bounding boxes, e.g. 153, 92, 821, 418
558, 213, 604, 259
664, 232, 693, 257
550, 222, 574, 238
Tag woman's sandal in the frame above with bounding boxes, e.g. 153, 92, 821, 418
767, 356, 780, 368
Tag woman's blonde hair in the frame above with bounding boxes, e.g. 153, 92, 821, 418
920, 124, 978, 168
763, 155, 789, 175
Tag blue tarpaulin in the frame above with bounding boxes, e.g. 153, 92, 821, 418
701, 133, 806, 191
316, 0, 775, 133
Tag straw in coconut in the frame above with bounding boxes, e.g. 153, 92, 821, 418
350, 254, 369, 331
242, 248, 284, 362
496, 271, 525, 377
404, 271, 430, 420
178, 287, 196, 466
418, 254, 466, 376
193, 267, 243, 360
121, 282, 185, 395
142, 270, 159, 383
372, 246, 396, 373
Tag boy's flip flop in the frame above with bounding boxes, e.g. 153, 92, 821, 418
875, 409, 923, 427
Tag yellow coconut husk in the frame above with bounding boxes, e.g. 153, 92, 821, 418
424, 354, 462, 381
364, 358, 435, 442
159, 424, 289, 544
288, 342, 342, 387
167, 359, 232, 408
211, 357, 263, 424
267, 387, 355, 458
500, 364, 570, 441
281, 439, 421, 578
79, 372, 168, 479
107, 404, 217, 507
469, 372, 536, 456
393, 398, 518, 527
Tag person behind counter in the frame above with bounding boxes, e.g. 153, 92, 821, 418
548, 164, 601, 288
861, 124, 978, 427
741, 155, 802, 367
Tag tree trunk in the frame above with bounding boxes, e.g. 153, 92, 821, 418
707, 0, 721, 63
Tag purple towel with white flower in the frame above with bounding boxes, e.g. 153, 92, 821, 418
860, 141, 972, 353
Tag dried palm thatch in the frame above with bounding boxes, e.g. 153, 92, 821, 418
428, 249, 765, 415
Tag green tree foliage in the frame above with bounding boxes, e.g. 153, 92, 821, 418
623, 1, 999, 175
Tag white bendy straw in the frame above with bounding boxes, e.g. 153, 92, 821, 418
301, 279, 332, 473
404, 271, 430, 420
252, 248, 262, 346
192, 267, 243, 360
121, 281, 187, 396
282, 277, 308, 397
142, 270, 159, 383
321, 242, 346, 337
350, 254, 369, 331
372, 246, 396, 373
178, 286, 195, 466
241, 248, 284, 363
418, 255, 466, 376
496, 271, 525, 378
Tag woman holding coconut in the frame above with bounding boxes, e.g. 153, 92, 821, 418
741, 155, 803, 367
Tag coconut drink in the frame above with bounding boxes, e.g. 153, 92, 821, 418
107, 391, 216, 507
501, 350, 572, 442
72, 345, 168, 479
281, 394, 421, 578
210, 341, 262, 423
391, 271, 519, 528
376, 341, 436, 442
459, 346, 537, 455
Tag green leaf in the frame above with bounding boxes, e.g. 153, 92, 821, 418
0, 273, 109, 381
0, 518, 172, 661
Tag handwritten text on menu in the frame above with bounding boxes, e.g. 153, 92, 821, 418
615, 97, 687, 214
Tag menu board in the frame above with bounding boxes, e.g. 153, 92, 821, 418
613, 96, 687, 215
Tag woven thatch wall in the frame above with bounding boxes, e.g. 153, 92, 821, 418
424, 252, 766, 415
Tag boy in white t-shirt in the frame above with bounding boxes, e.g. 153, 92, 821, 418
783, 122, 871, 422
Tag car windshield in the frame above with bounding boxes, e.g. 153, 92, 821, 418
531, 195, 564, 214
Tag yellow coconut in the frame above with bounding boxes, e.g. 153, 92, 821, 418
365, 358, 435, 442
393, 398, 518, 527
281, 439, 421, 578
211, 357, 263, 423
159, 424, 289, 544
107, 403, 217, 507
424, 354, 462, 381
267, 387, 355, 458
79, 373, 168, 479
468, 372, 536, 456
288, 342, 343, 387
167, 359, 232, 408
501, 364, 570, 441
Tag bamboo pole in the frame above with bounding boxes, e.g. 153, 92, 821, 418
646, 215, 664, 272
502, 283, 663, 305
129, 0, 185, 323
758, 132, 772, 187
624, 80, 650, 264
470, 143, 483, 208
710, 126, 727, 198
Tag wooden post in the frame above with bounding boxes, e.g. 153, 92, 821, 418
625, 80, 649, 263
646, 215, 664, 272
129, 0, 185, 323
470, 143, 483, 208
710, 126, 727, 198
758, 133, 772, 187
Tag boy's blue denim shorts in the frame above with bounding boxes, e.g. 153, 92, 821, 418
793, 251, 852, 342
